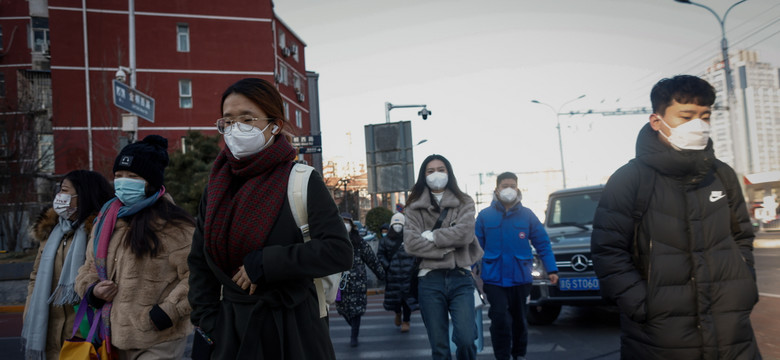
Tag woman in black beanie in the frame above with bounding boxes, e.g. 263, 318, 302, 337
75, 135, 196, 359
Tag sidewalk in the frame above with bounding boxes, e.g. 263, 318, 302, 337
752, 295, 780, 360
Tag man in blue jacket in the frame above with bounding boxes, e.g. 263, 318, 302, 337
475, 172, 558, 360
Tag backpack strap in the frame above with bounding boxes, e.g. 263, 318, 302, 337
288, 163, 314, 241
630, 159, 655, 279
287, 163, 344, 318
631, 159, 655, 222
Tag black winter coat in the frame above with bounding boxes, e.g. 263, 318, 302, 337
336, 231, 385, 319
188, 170, 353, 360
377, 228, 419, 312
591, 123, 760, 360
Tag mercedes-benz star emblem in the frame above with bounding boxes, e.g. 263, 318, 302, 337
570, 254, 589, 272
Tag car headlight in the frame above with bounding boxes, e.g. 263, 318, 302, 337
532, 255, 548, 280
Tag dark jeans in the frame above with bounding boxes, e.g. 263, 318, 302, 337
483, 283, 532, 360
418, 268, 477, 360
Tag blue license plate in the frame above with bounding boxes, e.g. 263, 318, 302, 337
558, 277, 599, 291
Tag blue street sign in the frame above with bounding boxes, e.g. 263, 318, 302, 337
112, 80, 155, 122
298, 146, 322, 154
292, 135, 321, 147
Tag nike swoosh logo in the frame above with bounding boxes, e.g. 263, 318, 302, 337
710, 194, 726, 202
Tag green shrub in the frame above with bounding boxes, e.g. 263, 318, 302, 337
365, 207, 393, 234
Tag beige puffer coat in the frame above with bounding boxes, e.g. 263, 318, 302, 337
75, 216, 194, 350
25, 209, 96, 360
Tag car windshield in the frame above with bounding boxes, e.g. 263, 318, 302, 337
547, 192, 601, 228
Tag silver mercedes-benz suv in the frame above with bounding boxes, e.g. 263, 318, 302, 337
527, 184, 607, 325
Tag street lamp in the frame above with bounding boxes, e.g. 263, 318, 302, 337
385, 102, 431, 123
675, 0, 747, 171
337, 177, 352, 213
531, 94, 586, 189
416, 139, 428, 146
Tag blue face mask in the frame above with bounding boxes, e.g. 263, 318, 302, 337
114, 178, 147, 206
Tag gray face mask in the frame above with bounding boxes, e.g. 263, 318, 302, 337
392, 224, 403, 233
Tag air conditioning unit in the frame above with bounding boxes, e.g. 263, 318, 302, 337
274, 73, 283, 83
296, 91, 305, 102
282, 47, 292, 57
290, 45, 298, 55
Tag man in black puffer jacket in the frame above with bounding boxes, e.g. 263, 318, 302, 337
591, 75, 761, 360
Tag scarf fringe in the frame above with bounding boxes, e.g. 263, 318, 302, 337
48, 284, 80, 305
20, 339, 44, 360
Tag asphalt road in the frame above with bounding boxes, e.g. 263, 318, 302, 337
1, 232, 778, 359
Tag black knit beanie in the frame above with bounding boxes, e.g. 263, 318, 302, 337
113, 135, 169, 190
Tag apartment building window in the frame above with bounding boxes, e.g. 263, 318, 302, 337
179, 79, 192, 108
0, 72, 5, 97
283, 102, 289, 121
31, 17, 50, 53
279, 63, 288, 85
38, 134, 54, 173
293, 75, 302, 92
177, 24, 190, 52
292, 44, 299, 62
0, 26, 3, 51
279, 31, 286, 49
0, 126, 7, 157
295, 110, 302, 128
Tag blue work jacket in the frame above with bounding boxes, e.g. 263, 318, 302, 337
475, 198, 557, 287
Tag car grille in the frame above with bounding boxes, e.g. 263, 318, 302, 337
553, 252, 594, 273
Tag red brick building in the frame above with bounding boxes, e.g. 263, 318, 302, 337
48, 0, 316, 175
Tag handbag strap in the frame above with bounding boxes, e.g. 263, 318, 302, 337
70, 295, 90, 338
432, 208, 449, 231
70, 293, 101, 342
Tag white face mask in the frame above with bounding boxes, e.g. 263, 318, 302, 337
392, 224, 403, 233
658, 116, 711, 151
498, 187, 519, 203
426, 171, 448, 191
344, 223, 352, 232
53, 193, 77, 219
223, 123, 274, 159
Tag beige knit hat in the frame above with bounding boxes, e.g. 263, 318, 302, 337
390, 213, 405, 226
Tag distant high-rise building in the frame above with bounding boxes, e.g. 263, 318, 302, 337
702, 50, 780, 175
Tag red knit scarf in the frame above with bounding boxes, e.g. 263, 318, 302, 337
205, 136, 296, 275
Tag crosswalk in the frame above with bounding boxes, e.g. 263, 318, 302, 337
328, 293, 496, 359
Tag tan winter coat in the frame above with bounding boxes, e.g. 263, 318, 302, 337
25, 208, 96, 360
75, 215, 194, 350
404, 189, 484, 269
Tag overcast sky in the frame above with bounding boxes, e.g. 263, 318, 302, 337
273, 0, 780, 192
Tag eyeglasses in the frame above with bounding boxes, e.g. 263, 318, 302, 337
215, 115, 274, 134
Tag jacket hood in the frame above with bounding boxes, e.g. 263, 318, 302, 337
635, 123, 715, 186
30, 208, 97, 243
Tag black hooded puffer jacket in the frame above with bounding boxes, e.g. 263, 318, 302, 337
591, 123, 760, 360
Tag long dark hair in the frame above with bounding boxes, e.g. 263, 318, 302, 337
406, 154, 468, 206
63, 170, 113, 229
123, 184, 196, 258
220, 78, 295, 139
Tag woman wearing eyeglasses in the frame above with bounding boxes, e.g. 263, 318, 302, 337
188, 78, 353, 360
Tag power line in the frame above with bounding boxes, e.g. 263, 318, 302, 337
611, 4, 780, 107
